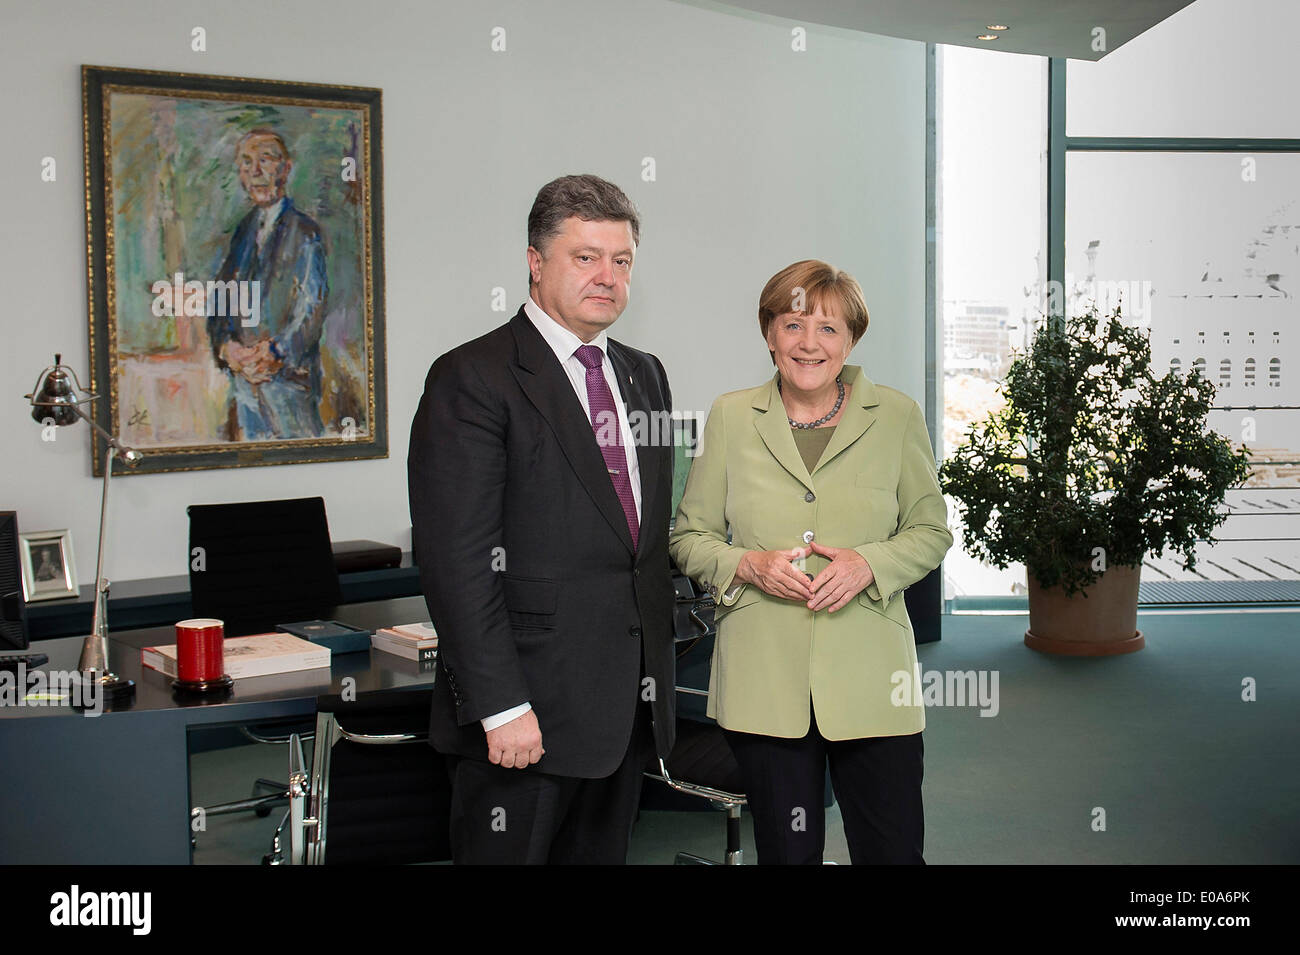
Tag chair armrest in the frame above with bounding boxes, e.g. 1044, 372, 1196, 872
334, 724, 429, 745
241, 724, 317, 745
648, 756, 747, 806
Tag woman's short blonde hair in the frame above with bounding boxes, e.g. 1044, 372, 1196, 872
758, 260, 869, 361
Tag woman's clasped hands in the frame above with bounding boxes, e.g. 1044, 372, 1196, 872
735, 539, 875, 613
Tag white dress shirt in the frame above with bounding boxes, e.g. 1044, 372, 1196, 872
255, 197, 286, 251
480, 297, 644, 732
523, 297, 643, 520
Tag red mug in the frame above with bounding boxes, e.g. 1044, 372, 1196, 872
175, 618, 226, 683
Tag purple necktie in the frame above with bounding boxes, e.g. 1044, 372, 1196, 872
574, 344, 639, 549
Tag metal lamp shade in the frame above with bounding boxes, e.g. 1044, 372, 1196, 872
27, 354, 93, 427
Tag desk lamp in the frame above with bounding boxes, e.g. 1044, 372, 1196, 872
25, 354, 138, 701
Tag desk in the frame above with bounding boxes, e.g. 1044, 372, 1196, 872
0, 595, 433, 864
25, 559, 423, 641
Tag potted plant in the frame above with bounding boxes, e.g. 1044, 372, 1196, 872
939, 303, 1252, 655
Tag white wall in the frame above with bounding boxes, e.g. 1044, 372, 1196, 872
0, 0, 926, 584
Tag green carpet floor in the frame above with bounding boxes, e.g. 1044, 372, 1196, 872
189, 609, 1300, 864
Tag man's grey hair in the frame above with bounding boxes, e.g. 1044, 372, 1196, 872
527, 175, 640, 286
236, 128, 290, 161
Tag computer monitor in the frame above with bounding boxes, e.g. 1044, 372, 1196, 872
0, 512, 30, 651
670, 412, 701, 524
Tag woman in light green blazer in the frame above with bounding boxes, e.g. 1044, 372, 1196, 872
669, 259, 952, 865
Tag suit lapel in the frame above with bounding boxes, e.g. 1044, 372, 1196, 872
752, 374, 815, 494
508, 309, 636, 554
751, 365, 879, 486
814, 365, 878, 473
224, 209, 260, 280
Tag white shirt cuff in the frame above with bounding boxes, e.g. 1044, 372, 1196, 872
481, 702, 532, 732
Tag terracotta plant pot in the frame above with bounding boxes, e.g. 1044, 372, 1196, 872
1024, 563, 1144, 656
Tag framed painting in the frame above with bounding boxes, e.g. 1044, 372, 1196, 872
82, 65, 386, 475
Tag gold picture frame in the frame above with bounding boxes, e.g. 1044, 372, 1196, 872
83, 65, 387, 475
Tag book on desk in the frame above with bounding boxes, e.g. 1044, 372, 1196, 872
141, 632, 330, 679
278, 619, 373, 654
372, 622, 438, 662
140, 620, 437, 677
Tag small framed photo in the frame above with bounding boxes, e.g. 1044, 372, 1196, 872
19, 530, 79, 603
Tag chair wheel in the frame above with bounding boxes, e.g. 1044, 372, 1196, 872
262, 853, 280, 865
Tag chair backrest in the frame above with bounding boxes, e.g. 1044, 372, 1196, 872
187, 497, 342, 636
307, 688, 451, 865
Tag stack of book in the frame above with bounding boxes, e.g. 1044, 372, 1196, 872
277, 619, 372, 654
141, 632, 330, 680
372, 622, 438, 662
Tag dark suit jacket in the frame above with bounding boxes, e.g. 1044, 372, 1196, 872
408, 306, 677, 778
207, 198, 328, 395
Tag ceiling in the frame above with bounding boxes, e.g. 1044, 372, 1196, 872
684, 0, 1200, 59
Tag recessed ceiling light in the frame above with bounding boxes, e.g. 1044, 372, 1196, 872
976, 34, 999, 40
986, 25, 1009, 31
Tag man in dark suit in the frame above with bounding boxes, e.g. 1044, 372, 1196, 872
408, 174, 676, 864
206, 128, 328, 440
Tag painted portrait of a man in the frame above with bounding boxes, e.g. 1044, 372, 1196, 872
84, 67, 385, 474
207, 129, 329, 440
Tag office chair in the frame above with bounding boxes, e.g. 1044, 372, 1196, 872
655, 563, 850, 865
267, 687, 452, 865
187, 497, 342, 826
637, 569, 750, 864
643, 690, 749, 865
187, 496, 342, 636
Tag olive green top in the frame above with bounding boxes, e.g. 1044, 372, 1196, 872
791, 425, 837, 473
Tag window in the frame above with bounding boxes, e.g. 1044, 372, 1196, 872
937, 44, 1046, 602
936, 0, 1300, 607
